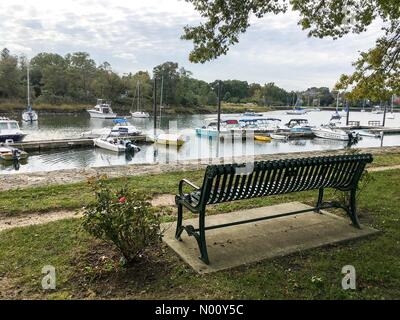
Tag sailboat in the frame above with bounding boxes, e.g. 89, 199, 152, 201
387, 95, 395, 119
154, 76, 185, 146
331, 93, 342, 122
130, 81, 149, 118
22, 62, 38, 122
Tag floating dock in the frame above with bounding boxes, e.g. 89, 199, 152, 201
368, 127, 400, 135
9, 135, 153, 152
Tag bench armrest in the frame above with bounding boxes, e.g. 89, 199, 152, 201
179, 179, 200, 197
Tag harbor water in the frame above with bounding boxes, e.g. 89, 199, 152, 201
1, 110, 400, 174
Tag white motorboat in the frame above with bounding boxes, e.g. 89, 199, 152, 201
387, 113, 395, 119
94, 136, 140, 153
241, 110, 263, 117
195, 118, 236, 138
155, 133, 185, 146
0, 117, 27, 142
284, 119, 313, 133
81, 119, 141, 138
110, 118, 141, 137
270, 133, 288, 140
131, 111, 150, 118
87, 99, 117, 119
22, 108, 38, 122
130, 81, 150, 118
239, 117, 281, 132
311, 126, 358, 141
22, 62, 38, 122
371, 105, 384, 114
286, 107, 307, 115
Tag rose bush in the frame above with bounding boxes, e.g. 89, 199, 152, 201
82, 177, 162, 264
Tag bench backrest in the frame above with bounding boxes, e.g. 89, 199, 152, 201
199, 153, 373, 205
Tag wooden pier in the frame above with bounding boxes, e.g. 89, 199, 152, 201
9, 135, 153, 152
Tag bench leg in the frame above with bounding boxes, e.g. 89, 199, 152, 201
315, 188, 324, 213
175, 203, 184, 240
348, 188, 361, 228
197, 209, 210, 264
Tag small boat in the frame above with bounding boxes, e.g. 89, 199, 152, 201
284, 119, 313, 132
0, 145, 28, 161
0, 117, 27, 142
130, 81, 150, 118
110, 118, 141, 136
311, 126, 359, 141
330, 112, 342, 121
387, 113, 395, 119
270, 133, 288, 140
155, 133, 185, 146
131, 111, 150, 118
22, 62, 38, 122
357, 130, 380, 138
242, 110, 263, 117
239, 117, 281, 132
94, 136, 140, 153
22, 108, 38, 122
286, 107, 307, 115
371, 105, 384, 114
87, 99, 117, 119
339, 106, 349, 117
195, 118, 235, 138
254, 135, 272, 142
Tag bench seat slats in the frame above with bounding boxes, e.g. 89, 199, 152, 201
182, 154, 373, 206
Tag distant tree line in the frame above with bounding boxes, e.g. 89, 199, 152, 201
0, 48, 338, 109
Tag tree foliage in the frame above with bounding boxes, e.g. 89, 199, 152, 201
183, 0, 400, 99
0, 48, 339, 108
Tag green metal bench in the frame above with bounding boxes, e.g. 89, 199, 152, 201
175, 153, 373, 264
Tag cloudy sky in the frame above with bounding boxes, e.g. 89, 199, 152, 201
0, 0, 383, 90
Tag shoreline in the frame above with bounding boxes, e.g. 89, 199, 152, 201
0, 102, 272, 116
1, 145, 399, 191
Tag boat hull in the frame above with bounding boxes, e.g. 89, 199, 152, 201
254, 135, 272, 142
22, 111, 38, 122
131, 112, 150, 118
0, 134, 26, 143
94, 138, 126, 152
312, 128, 349, 141
87, 110, 117, 119
156, 133, 185, 146
155, 139, 185, 146
0, 146, 28, 161
196, 128, 221, 138
270, 133, 288, 140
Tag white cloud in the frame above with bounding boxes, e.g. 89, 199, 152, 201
0, 0, 384, 90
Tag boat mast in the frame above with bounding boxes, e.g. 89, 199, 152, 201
27, 61, 31, 109
159, 75, 164, 125
336, 92, 340, 113
391, 94, 394, 113
137, 81, 140, 112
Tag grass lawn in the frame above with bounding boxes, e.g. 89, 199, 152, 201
0, 151, 399, 216
0, 168, 399, 299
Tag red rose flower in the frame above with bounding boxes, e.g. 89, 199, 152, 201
119, 196, 126, 203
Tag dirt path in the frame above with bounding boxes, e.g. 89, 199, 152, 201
367, 164, 400, 172
0, 210, 82, 232
0, 194, 176, 233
